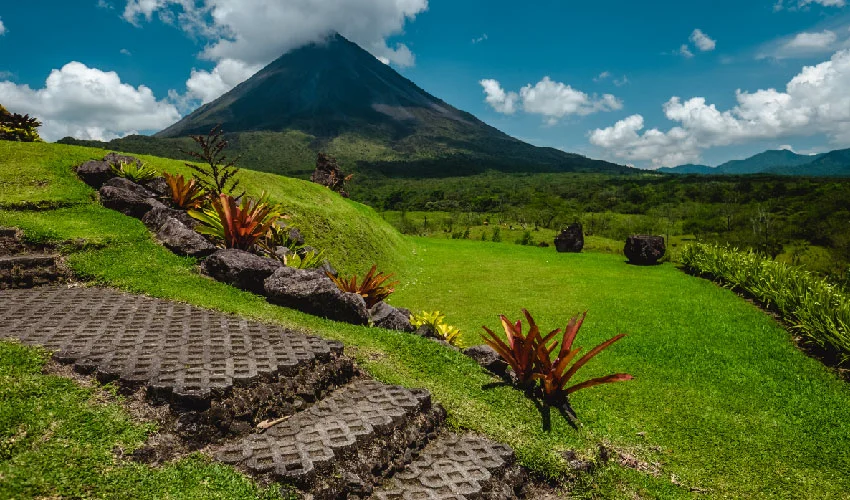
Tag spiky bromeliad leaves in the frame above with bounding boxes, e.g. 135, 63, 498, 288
410, 311, 464, 347
111, 160, 159, 183
327, 264, 399, 308
189, 193, 282, 250
0, 104, 43, 142
163, 172, 206, 209
181, 125, 242, 198
532, 311, 632, 402
482, 309, 632, 401
482, 309, 551, 386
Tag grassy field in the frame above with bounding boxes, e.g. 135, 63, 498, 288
2, 142, 850, 498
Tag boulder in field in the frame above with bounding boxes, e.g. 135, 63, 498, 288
156, 218, 216, 258
264, 266, 369, 325
142, 206, 199, 231
463, 344, 509, 377
99, 178, 166, 218
368, 301, 414, 332
554, 223, 584, 253
76, 160, 113, 188
201, 249, 282, 294
624, 235, 665, 265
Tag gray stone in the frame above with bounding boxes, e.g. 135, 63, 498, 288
142, 206, 199, 231
76, 160, 113, 188
103, 152, 141, 168
555, 223, 584, 253
156, 218, 216, 258
369, 301, 414, 332
201, 249, 282, 294
142, 176, 170, 197
100, 178, 166, 218
624, 235, 666, 265
463, 344, 509, 377
264, 266, 369, 325
288, 227, 305, 247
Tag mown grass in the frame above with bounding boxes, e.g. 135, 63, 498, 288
0, 340, 290, 500
2, 142, 850, 498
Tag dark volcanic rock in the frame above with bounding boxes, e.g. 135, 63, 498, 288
288, 227, 305, 247
99, 178, 166, 218
156, 218, 216, 258
310, 153, 350, 197
76, 160, 113, 188
554, 223, 584, 253
142, 206, 199, 231
369, 301, 414, 332
142, 176, 170, 197
624, 235, 665, 265
264, 266, 369, 324
103, 152, 142, 168
463, 345, 508, 377
201, 249, 282, 294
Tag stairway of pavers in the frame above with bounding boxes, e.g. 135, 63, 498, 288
0, 285, 530, 499
0, 227, 63, 289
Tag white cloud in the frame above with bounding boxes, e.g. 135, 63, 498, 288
775, 0, 846, 9
690, 29, 716, 51
0, 62, 180, 141
472, 33, 488, 44
614, 75, 629, 87
97, 0, 114, 9
759, 27, 850, 59
120, 48, 132, 56
786, 29, 838, 49
183, 58, 262, 104
481, 77, 622, 124
779, 144, 795, 151
594, 71, 611, 82
122, 0, 427, 106
0, 17, 6, 36
678, 44, 694, 58
590, 50, 850, 167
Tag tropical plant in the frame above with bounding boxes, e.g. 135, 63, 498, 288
181, 125, 241, 198
410, 311, 463, 347
110, 160, 159, 183
283, 249, 325, 269
327, 264, 398, 308
258, 221, 301, 253
532, 311, 632, 402
481, 309, 548, 385
163, 172, 206, 209
189, 193, 282, 250
0, 104, 42, 142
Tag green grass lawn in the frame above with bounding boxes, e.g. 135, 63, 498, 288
2, 142, 850, 499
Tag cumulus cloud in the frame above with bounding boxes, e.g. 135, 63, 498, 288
690, 29, 716, 51
594, 71, 611, 82
590, 50, 850, 167
120, 48, 132, 56
678, 44, 694, 58
123, 0, 428, 105
759, 26, 850, 59
480, 77, 622, 124
775, 0, 846, 10
183, 58, 262, 104
0, 62, 180, 141
786, 30, 838, 50
0, 17, 6, 36
472, 33, 488, 44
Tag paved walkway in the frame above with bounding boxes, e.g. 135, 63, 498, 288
0, 285, 527, 498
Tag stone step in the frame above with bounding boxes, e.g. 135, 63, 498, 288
0, 286, 355, 441
373, 433, 527, 500
0, 253, 63, 288
216, 379, 445, 498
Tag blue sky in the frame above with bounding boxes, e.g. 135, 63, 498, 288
1, 0, 850, 168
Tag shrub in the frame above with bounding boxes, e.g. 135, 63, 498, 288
482, 309, 632, 403
410, 311, 463, 347
0, 104, 42, 142
189, 193, 283, 250
282, 249, 325, 269
327, 264, 398, 308
163, 172, 206, 209
110, 160, 159, 183
491, 227, 501, 242
516, 230, 534, 246
681, 243, 850, 363
181, 125, 241, 198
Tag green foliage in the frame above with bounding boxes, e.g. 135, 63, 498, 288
181, 125, 242, 198
190, 193, 283, 250
163, 172, 206, 209
410, 311, 463, 347
680, 243, 850, 363
283, 249, 325, 269
328, 264, 398, 308
516, 230, 534, 246
110, 160, 159, 183
0, 104, 42, 142
491, 227, 501, 242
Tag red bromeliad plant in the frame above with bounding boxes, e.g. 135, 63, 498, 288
164, 172, 206, 209
327, 264, 399, 308
533, 311, 632, 402
481, 309, 554, 386
482, 309, 632, 403
189, 193, 282, 250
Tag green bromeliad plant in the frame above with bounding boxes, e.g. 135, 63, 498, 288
410, 311, 463, 347
111, 160, 159, 183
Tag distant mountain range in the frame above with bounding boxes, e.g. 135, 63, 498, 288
657, 148, 850, 177
60, 33, 631, 178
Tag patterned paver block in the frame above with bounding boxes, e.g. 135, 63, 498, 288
216, 380, 433, 490
375, 434, 520, 499
0, 286, 343, 405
